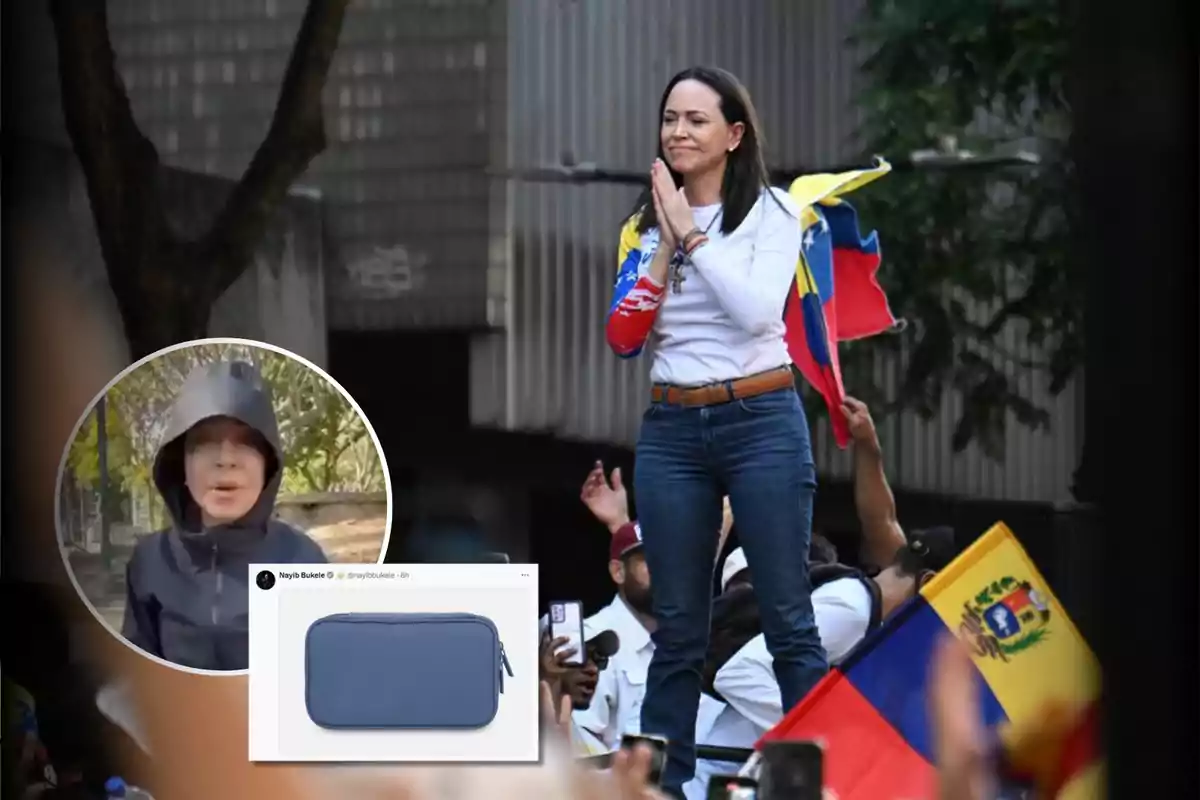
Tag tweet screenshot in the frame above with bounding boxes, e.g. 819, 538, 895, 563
248, 563, 539, 762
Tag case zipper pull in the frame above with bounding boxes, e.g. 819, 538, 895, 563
500, 642, 513, 677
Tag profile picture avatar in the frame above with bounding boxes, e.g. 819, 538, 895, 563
56, 338, 392, 674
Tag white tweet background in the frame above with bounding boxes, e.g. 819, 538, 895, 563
250, 570, 538, 762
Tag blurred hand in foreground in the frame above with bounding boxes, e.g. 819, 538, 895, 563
540, 679, 574, 746
930, 636, 994, 800
591, 745, 670, 800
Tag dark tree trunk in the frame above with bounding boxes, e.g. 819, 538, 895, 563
108, 247, 219, 359
48, 0, 351, 360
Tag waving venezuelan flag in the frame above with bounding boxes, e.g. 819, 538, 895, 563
783, 159, 898, 447
757, 523, 1102, 799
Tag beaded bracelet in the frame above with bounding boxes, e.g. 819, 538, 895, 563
683, 231, 709, 256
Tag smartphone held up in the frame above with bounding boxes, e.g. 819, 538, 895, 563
620, 733, 668, 787
548, 600, 585, 667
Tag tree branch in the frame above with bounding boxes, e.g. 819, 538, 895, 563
48, 0, 168, 278
201, 0, 351, 299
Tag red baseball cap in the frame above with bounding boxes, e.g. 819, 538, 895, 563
610, 521, 645, 561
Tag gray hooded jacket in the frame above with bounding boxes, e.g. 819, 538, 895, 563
121, 360, 327, 671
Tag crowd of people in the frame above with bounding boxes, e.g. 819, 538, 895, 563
536, 394, 958, 799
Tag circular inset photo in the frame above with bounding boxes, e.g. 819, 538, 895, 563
56, 338, 392, 674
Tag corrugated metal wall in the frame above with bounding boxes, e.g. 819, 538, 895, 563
15, 0, 496, 330
471, 0, 1081, 503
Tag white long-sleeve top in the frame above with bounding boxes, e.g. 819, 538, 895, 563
606, 187, 803, 387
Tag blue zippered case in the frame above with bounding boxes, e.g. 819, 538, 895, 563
304, 612, 514, 730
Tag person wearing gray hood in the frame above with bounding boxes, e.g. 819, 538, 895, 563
121, 360, 328, 671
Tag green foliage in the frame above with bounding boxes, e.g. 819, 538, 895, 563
63, 344, 385, 499
847, 0, 1078, 459
66, 399, 136, 489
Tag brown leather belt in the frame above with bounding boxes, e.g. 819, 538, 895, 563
650, 366, 795, 407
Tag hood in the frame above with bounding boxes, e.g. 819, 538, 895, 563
152, 360, 283, 540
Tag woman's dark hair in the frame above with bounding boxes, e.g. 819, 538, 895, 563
633, 66, 775, 237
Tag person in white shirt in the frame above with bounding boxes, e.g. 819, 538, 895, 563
714, 529, 955, 718
571, 523, 657, 754
700, 531, 839, 701
604, 66, 827, 798
537, 617, 623, 757
685, 556, 776, 800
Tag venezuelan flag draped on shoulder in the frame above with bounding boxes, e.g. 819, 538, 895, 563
757, 523, 1102, 799
783, 158, 899, 447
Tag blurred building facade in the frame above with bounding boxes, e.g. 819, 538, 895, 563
12, 0, 1080, 507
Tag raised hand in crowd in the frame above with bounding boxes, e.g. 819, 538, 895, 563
840, 396, 881, 453
581, 461, 631, 534
841, 395, 907, 567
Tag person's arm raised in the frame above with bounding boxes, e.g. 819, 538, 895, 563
843, 397, 907, 569
580, 461, 631, 535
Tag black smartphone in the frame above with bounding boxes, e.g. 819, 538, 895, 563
757, 741, 823, 800
548, 600, 585, 667
478, 551, 511, 563
706, 773, 758, 800
620, 733, 669, 787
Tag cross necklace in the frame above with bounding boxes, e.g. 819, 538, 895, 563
668, 208, 722, 294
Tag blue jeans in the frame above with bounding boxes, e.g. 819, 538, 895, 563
634, 386, 827, 796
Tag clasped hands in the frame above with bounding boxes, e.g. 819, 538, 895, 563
649, 159, 697, 252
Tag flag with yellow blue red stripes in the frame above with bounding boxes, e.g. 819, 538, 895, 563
784, 159, 899, 447
759, 522, 1102, 799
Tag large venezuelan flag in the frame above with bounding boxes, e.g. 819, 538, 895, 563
758, 523, 1102, 799
783, 160, 899, 447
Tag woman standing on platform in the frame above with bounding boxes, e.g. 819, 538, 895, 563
605, 66, 827, 798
